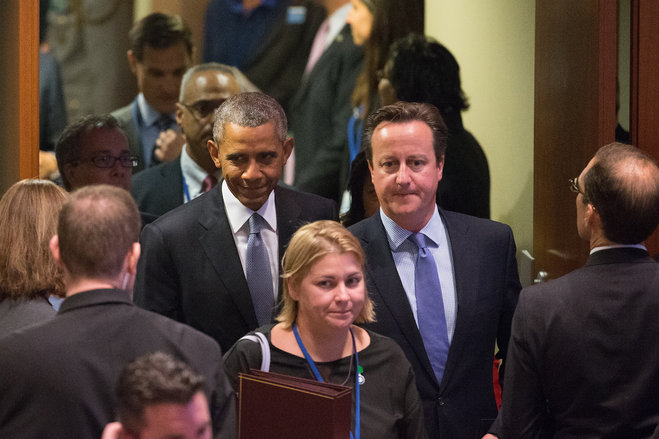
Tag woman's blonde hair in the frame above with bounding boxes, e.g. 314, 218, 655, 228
0, 179, 69, 300
276, 220, 375, 328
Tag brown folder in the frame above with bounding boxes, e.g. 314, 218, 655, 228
238, 369, 353, 439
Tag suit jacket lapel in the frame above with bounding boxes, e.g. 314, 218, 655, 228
197, 186, 258, 328
363, 214, 439, 382
274, 186, 302, 260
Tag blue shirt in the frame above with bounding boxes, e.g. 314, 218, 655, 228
380, 207, 458, 341
203, 0, 280, 68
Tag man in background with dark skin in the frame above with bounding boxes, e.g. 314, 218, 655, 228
132, 63, 243, 218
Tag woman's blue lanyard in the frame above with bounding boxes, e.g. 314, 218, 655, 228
292, 323, 360, 439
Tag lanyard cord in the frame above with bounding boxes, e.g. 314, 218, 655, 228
292, 323, 360, 439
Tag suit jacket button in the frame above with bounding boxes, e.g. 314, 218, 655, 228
437, 397, 445, 406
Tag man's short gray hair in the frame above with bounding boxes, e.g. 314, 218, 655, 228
178, 62, 259, 101
212, 92, 287, 144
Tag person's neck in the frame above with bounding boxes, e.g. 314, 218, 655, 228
65, 279, 119, 297
186, 144, 218, 175
588, 228, 616, 250
294, 321, 353, 362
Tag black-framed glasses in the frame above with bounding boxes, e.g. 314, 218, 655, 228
181, 99, 226, 120
78, 153, 139, 169
569, 176, 582, 195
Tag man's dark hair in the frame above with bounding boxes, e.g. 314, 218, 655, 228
116, 352, 206, 435
55, 114, 123, 191
583, 142, 659, 244
362, 101, 448, 165
387, 33, 469, 114
58, 185, 141, 280
128, 12, 193, 61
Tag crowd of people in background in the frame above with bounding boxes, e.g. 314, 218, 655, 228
1, 2, 659, 438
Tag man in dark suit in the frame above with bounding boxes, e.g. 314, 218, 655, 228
349, 102, 521, 439
0, 185, 236, 439
501, 143, 659, 438
288, 0, 363, 203
134, 92, 338, 353
111, 13, 192, 171
131, 63, 243, 218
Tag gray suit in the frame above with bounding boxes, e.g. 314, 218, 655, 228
111, 100, 144, 172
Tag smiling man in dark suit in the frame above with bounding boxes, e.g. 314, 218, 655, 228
134, 92, 338, 353
501, 143, 659, 438
349, 102, 521, 439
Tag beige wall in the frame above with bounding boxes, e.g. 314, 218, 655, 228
426, 1, 536, 285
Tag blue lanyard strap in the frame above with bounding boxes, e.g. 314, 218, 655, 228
292, 324, 360, 439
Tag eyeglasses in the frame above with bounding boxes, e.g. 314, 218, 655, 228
569, 176, 582, 195
78, 153, 139, 169
181, 99, 226, 120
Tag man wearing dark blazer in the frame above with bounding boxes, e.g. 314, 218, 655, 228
501, 143, 659, 438
131, 63, 242, 218
289, 0, 363, 203
134, 92, 338, 353
0, 185, 236, 439
349, 102, 521, 439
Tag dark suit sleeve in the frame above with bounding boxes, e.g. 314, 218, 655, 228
208, 343, 239, 439
134, 222, 182, 321
488, 226, 522, 437
500, 289, 550, 438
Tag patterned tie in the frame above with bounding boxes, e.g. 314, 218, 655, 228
246, 213, 275, 326
200, 174, 218, 194
409, 232, 450, 384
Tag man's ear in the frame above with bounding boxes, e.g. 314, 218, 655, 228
207, 139, 222, 169
282, 137, 294, 164
175, 102, 185, 127
436, 154, 445, 182
50, 235, 63, 267
124, 243, 141, 276
127, 50, 138, 75
585, 203, 600, 230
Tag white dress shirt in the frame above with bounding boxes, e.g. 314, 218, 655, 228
380, 206, 458, 341
222, 181, 279, 299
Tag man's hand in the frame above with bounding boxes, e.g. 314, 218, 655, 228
101, 422, 128, 439
482, 434, 498, 439
154, 129, 185, 163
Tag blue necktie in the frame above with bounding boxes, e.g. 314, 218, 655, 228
246, 213, 274, 326
409, 233, 450, 384
151, 115, 174, 165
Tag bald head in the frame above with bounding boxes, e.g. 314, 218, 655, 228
581, 142, 659, 244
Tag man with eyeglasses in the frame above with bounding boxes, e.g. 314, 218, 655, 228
501, 142, 659, 437
56, 114, 137, 192
131, 63, 244, 218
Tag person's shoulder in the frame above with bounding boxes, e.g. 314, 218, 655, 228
134, 307, 222, 355
145, 188, 217, 231
110, 102, 134, 122
442, 209, 512, 236
362, 328, 410, 364
276, 186, 337, 216
347, 214, 379, 240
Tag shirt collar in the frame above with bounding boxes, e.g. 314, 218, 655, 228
325, 3, 352, 47
380, 205, 444, 251
180, 146, 220, 190
590, 243, 647, 255
222, 180, 277, 234
137, 93, 175, 127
